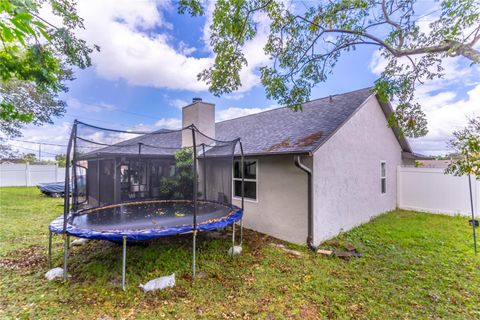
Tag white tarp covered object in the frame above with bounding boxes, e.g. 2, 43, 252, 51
45, 267, 67, 281
139, 273, 175, 292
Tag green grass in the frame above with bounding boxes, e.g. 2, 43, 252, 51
1, 187, 479, 319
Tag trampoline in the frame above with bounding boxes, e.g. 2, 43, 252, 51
48, 119, 245, 290
49, 200, 242, 241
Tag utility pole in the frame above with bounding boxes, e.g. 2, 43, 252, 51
38, 143, 42, 162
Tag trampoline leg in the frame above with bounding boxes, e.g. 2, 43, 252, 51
48, 231, 52, 269
240, 219, 243, 246
232, 222, 236, 248
122, 236, 127, 291
192, 231, 197, 279
63, 234, 69, 281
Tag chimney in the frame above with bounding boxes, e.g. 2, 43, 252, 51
182, 98, 215, 147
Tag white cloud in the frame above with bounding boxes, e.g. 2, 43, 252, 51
60, 0, 271, 93
177, 41, 197, 55
411, 84, 480, 155
155, 118, 182, 129
224, 93, 245, 101
169, 98, 189, 109
67, 98, 116, 113
216, 106, 276, 122
75, 0, 210, 91
5, 122, 73, 159
369, 48, 480, 155
6, 112, 182, 160
369, 50, 388, 75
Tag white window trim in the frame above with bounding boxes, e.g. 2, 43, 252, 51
233, 158, 258, 203
380, 160, 387, 195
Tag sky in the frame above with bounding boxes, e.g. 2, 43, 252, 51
5, 0, 480, 159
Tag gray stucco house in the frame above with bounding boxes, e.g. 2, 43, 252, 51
81, 87, 414, 248
181, 87, 414, 248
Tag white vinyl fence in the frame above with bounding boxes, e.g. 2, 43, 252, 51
397, 166, 480, 216
0, 163, 65, 187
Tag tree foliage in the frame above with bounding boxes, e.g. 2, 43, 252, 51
181, 0, 480, 137
21, 152, 37, 163
55, 153, 66, 167
445, 117, 480, 179
159, 148, 194, 199
0, 0, 98, 137
0, 142, 18, 158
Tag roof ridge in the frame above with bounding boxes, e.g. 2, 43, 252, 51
215, 86, 373, 125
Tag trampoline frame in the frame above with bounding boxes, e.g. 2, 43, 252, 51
52, 120, 245, 290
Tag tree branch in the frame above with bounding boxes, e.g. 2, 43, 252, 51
381, 0, 404, 47
295, 14, 480, 62
294, 15, 400, 56
285, 41, 382, 79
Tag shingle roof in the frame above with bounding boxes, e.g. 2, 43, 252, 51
216, 87, 376, 155
79, 87, 411, 158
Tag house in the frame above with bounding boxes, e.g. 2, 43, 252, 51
78, 87, 415, 247
206, 87, 414, 247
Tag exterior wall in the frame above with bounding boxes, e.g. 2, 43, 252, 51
0, 163, 65, 187
312, 95, 403, 245
232, 154, 309, 245
398, 166, 478, 216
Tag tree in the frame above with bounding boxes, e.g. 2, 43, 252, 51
21, 152, 37, 163
180, 0, 480, 137
0, 0, 98, 137
445, 117, 480, 254
55, 153, 66, 167
446, 117, 480, 179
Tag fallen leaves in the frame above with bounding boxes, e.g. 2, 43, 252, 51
0, 245, 45, 271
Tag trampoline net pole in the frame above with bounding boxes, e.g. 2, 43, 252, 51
202, 143, 206, 201
240, 141, 245, 246
63, 121, 76, 280
72, 132, 77, 210
97, 157, 100, 205
191, 127, 198, 279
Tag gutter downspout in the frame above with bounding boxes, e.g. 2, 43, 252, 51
294, 155, 315, 251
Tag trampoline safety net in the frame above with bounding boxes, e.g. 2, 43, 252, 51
65, 120, 242, 224
51, 120, 245, 286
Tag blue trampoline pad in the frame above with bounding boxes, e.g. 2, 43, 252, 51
49, 200, 242, 241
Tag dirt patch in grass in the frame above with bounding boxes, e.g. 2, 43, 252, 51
0, 245, 46, 271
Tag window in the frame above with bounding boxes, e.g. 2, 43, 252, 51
233, 160, 257, 200
381, 161, 387, 194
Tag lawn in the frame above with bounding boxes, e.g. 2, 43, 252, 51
0, 187, 479, 319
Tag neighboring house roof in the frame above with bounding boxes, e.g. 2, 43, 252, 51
401, 151, 432, 161
417, 159, 453, 168
0, 159, 27, 164
80, 87, 412, 158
